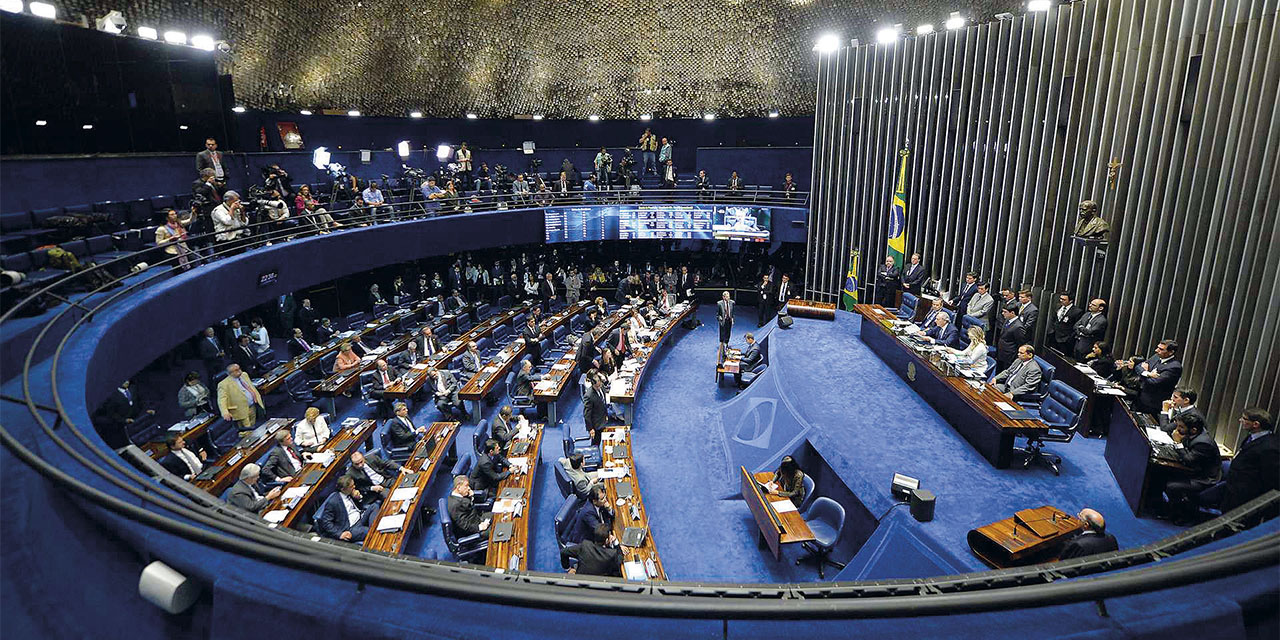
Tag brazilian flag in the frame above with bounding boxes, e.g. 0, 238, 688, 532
887, 147, 910, 268
841, 249, 860, 311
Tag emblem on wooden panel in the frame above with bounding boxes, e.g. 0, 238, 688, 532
907, 361, 917, 382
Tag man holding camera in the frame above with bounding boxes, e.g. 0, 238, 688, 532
211, 191, 249, 256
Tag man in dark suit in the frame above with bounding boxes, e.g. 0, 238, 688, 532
195, 138, 226, 183
916, 298, 944, 330
198, 327, 226, 382
1072, 298, 1108, 359
1050, 292, 1084, 354
446, 289, 467, 312
583, 372, 608, 444
395, 341, 424, 369
191, 169, 221, 230
456, 341, 482, 379
569, 486, 615, 545
388, 402, 426, 449
953, 272, 978, 317
1058, 508, 1119, 559
469, 438, 511, 494
1163, 412, 1222, 522
315, 476, 379, 542
97, 380, 155, 434
297, 299, 318, 340
679, 266, 696, 301
416, 326, 442, 358
1157, 387, 1203, 434
576, 329, 599, 374
345, 451, 408, 507
1136, 339, 1183, 414
922, 311, 957, 347
755, 274, 773, 326
876, 258, 901, 307
1016, 290, 1038, 336
996, 306, 1028, 369
315, 318, 336, 343
260, 430, 306, 484
226, 464, 283, 513
717, 291, 735, 346
231, 334, 261, 376
159, 434, 207, 480
432, 368, 467, 420
773, 274, 792, 317
287, 328, 318, 358
735, 333, 763, 387
491, 405, 519, 451
561, 523, 628, 577
367, 358, 402, 420
447, 475, 491, 536
901, 253, 926, 295
224, 318, 247, 347
1215, 408, 1278, 512
539, 272, 558, 310
582, 309, 601, 335
521, 316, 543, 365
368, 284, 387, 310
514, 358, 541, 399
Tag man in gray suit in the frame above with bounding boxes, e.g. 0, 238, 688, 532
226, 464, 283, 514
432, 367, 467, 419
993, 345, 1043, 399
556, 451, 598, 499
717, 291, 735, 346
1017, 290, 1039, 335
966, 283, 995, 329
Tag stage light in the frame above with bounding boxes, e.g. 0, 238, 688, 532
81, 124, 93, 130
813, 33, 841, 54
588, 115, 601, 121
28, 1, 54, 19
945, 12, 966, 30
703, 113, 715, 121
532, 114, 544, 120
163, 31, 187, 44
312, 147, 331, 169
466, 113, 477, 119
876, 26, 900, 44
768, 110, 780, 118
231, 106, 246, 113
137, 26, 157, 39
639, 114, 652, 121
179, 125, 188, 130
191, 34, 215, 51
409, 111, 423, 118
522, 141, 535, 155
1027, 0, 1053, 11
916, 24, 935, 35
299, 109, 312, 115
435, 144, 452, 160
35, 120, 46, 126
397, 141, 410, 158
0, 0, 22, 14
95, 10, 126, 33
347, 110, 360, 116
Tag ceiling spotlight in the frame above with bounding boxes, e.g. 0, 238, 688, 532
532, 114, 544, 120
137, 26, 157, 39
163, 30, 187, 44
179, 125, 188, 130
465, 112, 477, 119
347, 110, 361, 117
299, 109, 312, 115
768, 111, 780, 118
813, 33, 841, 54
95, 10, 126, 33
0, 0, 22, 14
639, 114, 652, 121
28, 1, 54, 19
876, 26, 901, 45
703, 113, 716, 121
231, 106, 246, 113
435, 144, 452, 160
35, 120, 46, 126
190, 34, 215, 51
916, 24, 935, 35
397, 141, 410, 158
409, 111, 423, 118
945, 13, 966, 30
1027, 0, 1052, 11
81, 124, 93, 130
588, 115, 601, 121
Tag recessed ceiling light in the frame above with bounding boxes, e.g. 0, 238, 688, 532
299, 109, 312, 115
35, 119, 47, 126
876, 27, 900, 44
409, 111, 423, 118
916, 24, 935, 35
191, 34, 215, 51
703, 113, 716, 121
232, 106, 246, 113
1027, 0, 1053, 11
0, 0, 23, 14
532, 114, 544, 120
639, 114, 652, 121
347, 110, 361, 117
944, 13, 966, 30
163, 31, 187, 45
28, 1, 54, 19
82, 124, 94, 130
588, 115, 601, 122
768, 111, 780, 118
465, 113, 477, 119
179, 125, 189, 130
137, 26, 157, 39
813, 33, 841, 53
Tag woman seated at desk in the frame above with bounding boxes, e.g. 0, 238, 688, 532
1083, 341, 1116, 378
946, 326, 990, 376
767, 456, 807, 508
294, 406, 331, 451
334, 342, 360, 374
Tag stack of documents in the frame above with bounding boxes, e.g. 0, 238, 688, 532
376, 513, 406, 532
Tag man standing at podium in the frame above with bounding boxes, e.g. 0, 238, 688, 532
1058, 508, 1118, 559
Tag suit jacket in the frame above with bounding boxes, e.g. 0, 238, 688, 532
877, 266, 901, 290
368, 365, 403, 397
416, 334, 443, 357
369, 291, 387, 309
740, 343, 762, 369
297, 306, 318, 335
994, 358, 1043, 397
539, 280, 557, 300
1051, 305, 1085, 346
226, 479, 269, 513
996, 318, 1027, 366
160, 448, 203, 479
191, 179, 220, 215
261, 443, 305, 483
560, 540, 624, 577
569, 501, 614, 544
1221, 431, 1279, 512
1138, 357, 1182, 411
316, 324, 336, 343
230, 343, 260, 374
315, 491, 368, 541
1072, 312, 1108, 358
287, 336, 316, 358
901, 262, 926, 291
1058, 530, 1119, 560
99, 389, 143, 428
576, 339, 598, 372
448, 493, 487, 536
1176, 430, 1222, 485
717, 299, 734, 326
460, 350, 483, 373
1157, 406, 1204, 434
563, 464, 594, 498
583, 387, 607, 436
1018, 302, 1039, 333
216, 375, 263, 422
514, 369, 540, 397
433, 370, 460, 405
197, 335, 223, 361
757, 281, 774, 307
966, 292, 994, 323
196, 149, 224, 175
954, 282, 978, 315
346, 454, 398, 496
395, 348, 425, 368
388, 415, 419, 448
469, 453, 511, 492
490, 416, 514, 449
925, 321, 957, 347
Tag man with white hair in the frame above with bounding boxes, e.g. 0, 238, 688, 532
1058, 508, 1118, 559
226, 463, 283, 513
921, 310, 956, 346
211, 190, 248, 254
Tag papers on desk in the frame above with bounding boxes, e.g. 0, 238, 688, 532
872, 308, 886, 315
601, 428, 626, 443
508, 456, 530, 473
305, 451, 335, 467
484, 365, 500, 373
1075, 363, 1097, 374
1146, 427, 1175, 445
447, 341, 462, 350
366, 322, 378, 328
609, 380, 629, 396
994, 401, 1017, 411
551, 362, 573, 371
598, 464, 628, 479
341, 416, 361, 427
263, 510, 289, 524
282, 486, 308, 501
376, 513, 406, 532
338, 330, 357, 339
1097, 387, 1128, 396
623, 561, 648, 581
770, 499, 798, 514
534, 380, 557, 392
411, 363, 430, 370
492, 498, 523, 514
390, 487, 418, 502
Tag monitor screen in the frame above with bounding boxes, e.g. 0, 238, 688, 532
545, 204, 770, 243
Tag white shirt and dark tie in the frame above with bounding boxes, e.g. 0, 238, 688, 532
776, 282, 789, 304
359, 464, 385, 487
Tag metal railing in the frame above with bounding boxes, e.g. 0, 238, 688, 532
0, 193, 1275, 621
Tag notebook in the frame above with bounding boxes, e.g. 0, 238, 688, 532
193, 465, 223, 482
509, 441, 530, 456
614, 482, 634, 500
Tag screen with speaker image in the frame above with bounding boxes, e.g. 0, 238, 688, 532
712, 205, 771, 242
545, 204, 771, 243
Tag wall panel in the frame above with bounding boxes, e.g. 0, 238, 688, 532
806, 0, 1279, 445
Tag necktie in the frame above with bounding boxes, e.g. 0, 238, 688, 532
382, 371, 391, 386
209, 337, 219, 351
300, 338, 311, 350
286, 446, 301, 472
236, 376, 254, 405
123, 389, 131, 403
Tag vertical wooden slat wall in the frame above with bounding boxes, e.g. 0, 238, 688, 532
805, 0, 1279, 447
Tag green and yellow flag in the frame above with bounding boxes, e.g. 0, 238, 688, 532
841, 249, 860, 311
887, 147, 910, 268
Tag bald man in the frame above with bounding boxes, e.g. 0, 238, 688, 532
1058, 508, 1118, 559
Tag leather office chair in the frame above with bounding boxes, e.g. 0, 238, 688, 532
561, 436, 601, 472
437, 498, 489, 563
506, 371, 537, 416
476, 336, 497, 360
552, 458, 573, 498
737, 362, 767, 389
472, 419, 491, 455
498, 294, 513, 309
284, 371, 316, 404
1012, 356, 1056, 404
1193, 460, 1233, 517
553, 325, 571, 348
1017, 380, 1086, 475
798, 474, 817, 515
345, 311, 369, 330
205, 418, 240, 456
455, 315, 473, 333
985, 356, 999, 383
492, 324, 511, 345
795, 497, 847, 579
475, 302, 493, 319
896, 292, 918, 318
451, 451, 474, 477
123, 413, 162, 447
554, 494, 582, 550
379, 422, 414, 463
358, 371, 380, 414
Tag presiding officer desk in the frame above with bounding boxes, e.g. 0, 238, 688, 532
533, 306, 631, 423
485, 422, 545, 571
855, 304, 1046, 468
256, 418, 378, 529
382, 304, 528, 401
363, 421, 460, 553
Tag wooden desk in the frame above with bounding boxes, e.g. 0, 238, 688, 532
1104, 399, 1198, 517
533, 307, 630, 423
363, 421, 460, 554
1042, 347, 1122, 438
277, 300, 433, 394
484, 423, 544, 571
716, 347, 742, 386
786, 298, 836, 320
383, 305, 529, 402
192, 417, 294, 496
257, 419, 377, 530
143, 414, 217, 459
459, 301, 586, 422
741, 466, 815, 561
967, 506, 1084, 568
856, 304, 1047, 468
599, 426, 666, 580
609, 304, 695, 423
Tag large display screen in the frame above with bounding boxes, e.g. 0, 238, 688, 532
545, 204, 771, 243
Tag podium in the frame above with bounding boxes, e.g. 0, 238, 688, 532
967, 506, 1084, 568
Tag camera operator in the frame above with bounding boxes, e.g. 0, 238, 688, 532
594, 148, 613, 190
190, 168, 221, 251
261, 164, 293, 197
618, 149, 636, 189
257, 188, 297, 241
211, 191, 249, 256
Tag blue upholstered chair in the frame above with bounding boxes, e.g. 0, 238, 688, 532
1012, 355, 1056, 404
798, 473, 817, 515
795, 497, 847, 579
283, 371, 316, 404
895, 292, 919, 319
438, 497, 489, 563
554, 494, 582, 550
1017, 380, 1087, 475
552, 458, 573, 498
472, 419, 491, 455
379, 422, 414, 463
506, 371, 537, 416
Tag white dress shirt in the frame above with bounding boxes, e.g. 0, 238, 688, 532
294, 417, 331, 448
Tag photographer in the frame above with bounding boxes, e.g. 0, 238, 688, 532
211, 191, 249, 256
261, 164, 292, 197
593, 148, 613, 189
190, 168, 221, 251
257, 188, 297, 241
618, 149, 636, 188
